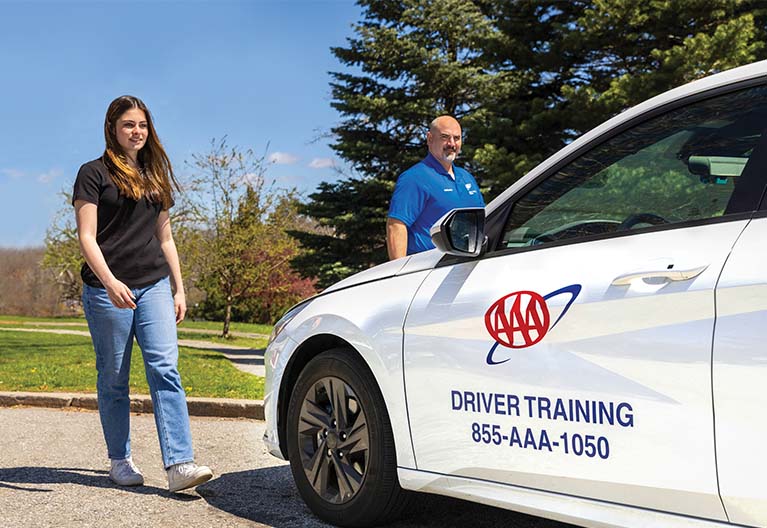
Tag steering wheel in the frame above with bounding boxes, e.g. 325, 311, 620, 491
618, 213, 669, 230
528, 219, 622, 245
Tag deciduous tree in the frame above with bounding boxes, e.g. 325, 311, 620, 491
178, 139, 315, 336
42, 192, 85, 310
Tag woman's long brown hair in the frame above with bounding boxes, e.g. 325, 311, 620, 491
103, 95, 179, 209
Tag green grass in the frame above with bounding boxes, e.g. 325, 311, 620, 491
0, 315, 86, 324
0, 326, 267, 350
0, 330, 263, 399
0, 315, 272, 347
179, 320, 273, 336
176, 332, 268, 350
0, 315, 273, 338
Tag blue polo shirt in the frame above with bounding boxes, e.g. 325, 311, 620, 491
388, 153, 484, 255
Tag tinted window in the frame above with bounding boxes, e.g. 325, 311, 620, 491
500, 85, 767, 249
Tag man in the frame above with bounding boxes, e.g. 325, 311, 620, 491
386, 115, 485, 259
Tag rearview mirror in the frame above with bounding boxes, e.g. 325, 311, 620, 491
430, 207, 486, 257
688, 155, 747, 184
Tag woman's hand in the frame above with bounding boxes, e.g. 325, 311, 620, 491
174, 291, 187, 324
104, 279, 137, 309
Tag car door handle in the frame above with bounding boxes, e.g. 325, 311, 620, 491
611, 265, 709, 286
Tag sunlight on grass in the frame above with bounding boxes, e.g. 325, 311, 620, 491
0, 330, 263, 399
0, 315, 274, 339
178, 320, 273, 336
176, 332, 268, 350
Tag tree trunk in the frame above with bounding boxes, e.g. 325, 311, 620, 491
223, 296, 232, 339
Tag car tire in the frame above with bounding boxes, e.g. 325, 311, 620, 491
286, 348, 409, 527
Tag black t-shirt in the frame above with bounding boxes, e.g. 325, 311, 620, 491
72, 158, 171, 288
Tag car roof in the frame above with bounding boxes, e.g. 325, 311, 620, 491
486, 60, 767, 215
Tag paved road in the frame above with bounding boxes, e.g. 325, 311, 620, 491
0, 407, 576, 528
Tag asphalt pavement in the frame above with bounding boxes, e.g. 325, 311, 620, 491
0, 406, 576, 528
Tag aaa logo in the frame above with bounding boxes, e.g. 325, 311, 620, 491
485, 291, 550, 348
485, 284, 581, 365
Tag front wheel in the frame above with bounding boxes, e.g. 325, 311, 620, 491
286, 348, 409, 527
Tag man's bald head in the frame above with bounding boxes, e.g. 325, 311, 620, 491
429, 115, 461, 134
427, 115, 462, 170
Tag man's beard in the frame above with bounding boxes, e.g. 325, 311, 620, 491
443, 150, 457, 163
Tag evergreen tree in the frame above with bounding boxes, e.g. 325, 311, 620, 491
293, 0, 767, 289
561, 0, 767, 136
291, 0, 499, 288
469, 1, 587, 195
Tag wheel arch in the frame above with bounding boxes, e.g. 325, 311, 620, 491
277, 333, 361, 459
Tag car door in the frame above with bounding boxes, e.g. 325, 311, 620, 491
712, 213, 767, 527
403, 82, 767, 520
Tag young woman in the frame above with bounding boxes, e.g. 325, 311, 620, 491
73, 95, 212, 492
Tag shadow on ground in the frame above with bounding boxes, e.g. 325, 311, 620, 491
0, 467, 198, 501
197, 466, 576, 527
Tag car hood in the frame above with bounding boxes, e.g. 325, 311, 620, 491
323, 249, 444, 294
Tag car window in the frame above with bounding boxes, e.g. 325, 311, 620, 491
500, 85, 767, 249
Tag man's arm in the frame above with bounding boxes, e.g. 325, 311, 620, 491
386, 217, 408, 260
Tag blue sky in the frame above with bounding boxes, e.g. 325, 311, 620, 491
0, 0, 363, 247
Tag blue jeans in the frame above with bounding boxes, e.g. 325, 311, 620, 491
82, 276, 194, 468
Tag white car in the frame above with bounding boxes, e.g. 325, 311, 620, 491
264, 60, 767, 528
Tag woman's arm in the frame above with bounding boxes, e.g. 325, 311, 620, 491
156, 210, 186, 324
74, 200, 137, 309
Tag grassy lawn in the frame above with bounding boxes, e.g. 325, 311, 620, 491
0, 315, 86, 324
179, 319, 273, 336
176, 332, 268, 350
0, 314, 272, 349
0, 330, 264, 399
0, 315, 273, 338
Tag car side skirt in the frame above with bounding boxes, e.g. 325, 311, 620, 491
397, 468, 738, 528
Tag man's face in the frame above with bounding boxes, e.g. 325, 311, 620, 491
427, 119, 462, 165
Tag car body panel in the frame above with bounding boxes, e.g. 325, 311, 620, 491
323, 255, 412, 294
403, 220, 748, 521
713, 216, 767, 526
397, 468, 736, 528
263, 270, 432, 468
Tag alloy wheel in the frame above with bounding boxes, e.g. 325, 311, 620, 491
296, 375, 369, 504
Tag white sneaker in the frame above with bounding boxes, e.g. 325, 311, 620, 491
167, 462, 213, 492
109, 457, 144, 486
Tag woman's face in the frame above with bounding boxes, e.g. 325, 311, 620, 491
115, 107, 148, 159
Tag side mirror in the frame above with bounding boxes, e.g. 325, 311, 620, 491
430, 207, 486, 257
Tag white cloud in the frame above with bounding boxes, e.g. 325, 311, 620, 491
37, 168, 62, 184
268, 152, 299, 165
0, 167, 61, 184
308, 158, 335, 169
242, 172, 264, 186
0, 168, 25, 180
